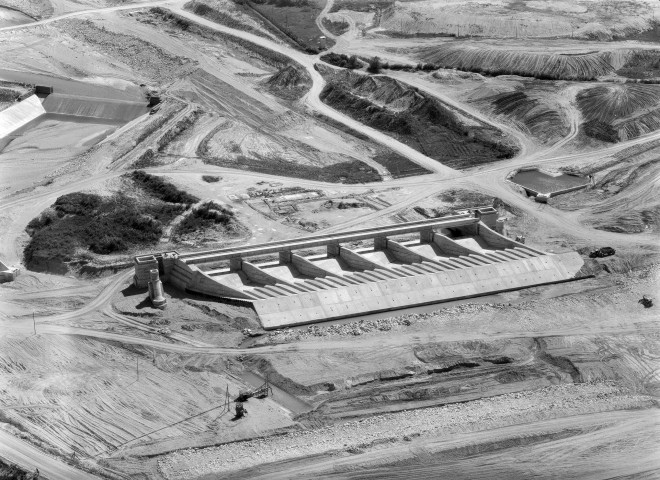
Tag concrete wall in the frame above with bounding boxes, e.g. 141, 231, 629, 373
386, 240, 424, 263
187, 267, 254, 300
432, 234, 479, 256
476, 223, 518, 249
42, 94, 147, 122
548, 184, 590, 198
254, 252, 584, 329
169, 261, 194, 290
242, 261, 280, 286
339, 248, 382, 271
292, 254, 333, 278
0, 95, 45, 139
477, 224, 545, 254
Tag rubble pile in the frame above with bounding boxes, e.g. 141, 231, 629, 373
265, 303, 509, 342
159, 383, 654, 478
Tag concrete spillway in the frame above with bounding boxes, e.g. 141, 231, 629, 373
135, 212, 585, 329
42, 94, 148, 123
0, 92, 148, 142
0, 95, 45, 139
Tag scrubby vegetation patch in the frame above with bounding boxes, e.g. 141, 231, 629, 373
24, 193, 185, 273
130, 170, 200, 205
175, 202, 240, 237
321, 53, 361, 69
201, 152, 381, 183
202, 175, 222, 182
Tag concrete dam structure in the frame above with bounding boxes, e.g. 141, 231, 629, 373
134, 210, 584, 329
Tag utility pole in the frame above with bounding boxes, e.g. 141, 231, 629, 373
33, 311, 36, 335
136, 357, 139, 381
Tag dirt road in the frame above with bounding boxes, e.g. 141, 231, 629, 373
242, 409, 660, 479
0, 430, 100, 480
169, 6, 458, 177
0, 0, 173, 32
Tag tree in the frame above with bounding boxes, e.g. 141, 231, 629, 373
367, 56, 381, 74
347, 55, 360, 69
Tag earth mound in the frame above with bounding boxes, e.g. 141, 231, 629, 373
418, 45, 614, 81
267, 64, 312, 100
577, 84, 660, 142
319, 70, 519, 169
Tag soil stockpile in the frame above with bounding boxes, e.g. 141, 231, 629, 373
60, 19, 195, 83
267, 64, 312, 100
468, 82, 569, 144
577, 84, 660, 142
319, 71, 518, 169
418, 45, 614, 81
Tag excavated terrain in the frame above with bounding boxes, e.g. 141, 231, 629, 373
320, 68, 519, 168
418, 45, 616, 81
1, 0, 660, 479
578, 84, 660, 142
553, 155, 660, 234
378, 0, 656, 40
467, 80, 570, 144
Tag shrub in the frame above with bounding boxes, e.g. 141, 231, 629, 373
321, 53, 361, 69
176, 202, 236, 235
203, 153, 381, 184
202, 175, 221, 183
129, 170, 199, 205
23, 193, 185, 271
53, 193, 102, 216
367, 56, 381, 74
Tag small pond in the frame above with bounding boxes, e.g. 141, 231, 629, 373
510, 169, 589, 195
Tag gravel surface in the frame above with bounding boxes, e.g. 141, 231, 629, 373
158, 383, 655, 478
262, 302, 507, 342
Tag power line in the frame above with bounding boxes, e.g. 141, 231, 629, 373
100, 382, 235, 456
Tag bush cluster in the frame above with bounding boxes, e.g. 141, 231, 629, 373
176, 202, 236, 235
150, 7, 193, 30
322, 17, 349, 36
321, 53, 360, 69
129, 170, 200, 205
366, 56, 381, 74
203, 153, 381, 183
202, 175, 221, 183
24, 193, 185, 268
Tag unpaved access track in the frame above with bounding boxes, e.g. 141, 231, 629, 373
0, 430, 101, 480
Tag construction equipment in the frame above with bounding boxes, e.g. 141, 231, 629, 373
242, 328, 262, 337
235, 402, 247, 419
589, 247, 615, 258
235, 377, 273, 402
639, 296, 654, 308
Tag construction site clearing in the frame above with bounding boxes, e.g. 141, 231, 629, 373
0, 0, 659, 479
